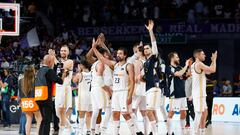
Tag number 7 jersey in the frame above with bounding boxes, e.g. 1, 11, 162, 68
112, 62, 129, 91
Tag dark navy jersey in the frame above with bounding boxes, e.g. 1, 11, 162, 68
144, 55, 158, 91
166, 65, 186, 98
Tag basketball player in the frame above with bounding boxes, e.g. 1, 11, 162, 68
132, 43, 148, 135
73, 60, 92, 135
142, 20, 161, 135
191, 49, 217, 135
157, 56, 168, 122
54, 45, 74, 133
166, 52, 191, 135
86, 34, 113, 135
92, 39, 138, 135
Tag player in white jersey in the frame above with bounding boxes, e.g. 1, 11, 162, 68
53, 45, 74, 133
191, 49, 217, 135
132, 43, 147, 135
92, 39, 138, 135
86, 34, 113, 135
73, 60, 92, 135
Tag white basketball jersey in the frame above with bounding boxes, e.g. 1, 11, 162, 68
135, 59, 146, 95
191, 62, 207, 98
103, 65, 113, 87
56, 60, 73, 86
91, 61, 100, 87
78, 71, 92, 94
112, 63, 129, 91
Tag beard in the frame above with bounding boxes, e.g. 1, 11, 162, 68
174, 60, 180, 65
61, 54, 67, 59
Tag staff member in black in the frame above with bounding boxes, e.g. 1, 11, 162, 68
35, 54, 66, 135
166, 52, 190, 135
143, 20, 160, 135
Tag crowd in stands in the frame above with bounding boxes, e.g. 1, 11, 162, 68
17, 0, 240, 28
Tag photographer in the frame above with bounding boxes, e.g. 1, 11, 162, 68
35, 55, 65, 135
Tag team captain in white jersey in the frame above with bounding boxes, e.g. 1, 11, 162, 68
191, 49, 217, 135
53, 45, 74, 134
73, 60, 92, 135
92, 38, 138, 135
86, 34, 113, 135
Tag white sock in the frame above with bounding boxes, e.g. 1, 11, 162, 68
126, 119, 136, 135
95, 124, 100, 134
200, 128, 206, 135
90, 109, 99, 133
194, 112, 202, 134
180, 119, 186, 134
180, 119, 186, 131
79, 118, 84, 133
167, 118, 172, 134
150, 120, 158, 135
102, 107, 111, 133
113, 121, 120, 135
130, 113, 140, 132
143, 116, 149, 135
160, 105, 167, 121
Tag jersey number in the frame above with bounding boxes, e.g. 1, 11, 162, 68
115, 78, 120, 83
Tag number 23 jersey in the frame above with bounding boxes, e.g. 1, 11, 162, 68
112, 63, 129, 91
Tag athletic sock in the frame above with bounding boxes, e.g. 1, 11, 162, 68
113, 121, 120, 135
180, 119, 186, 134
95, 124, 100, 134
194, 112, 202, 134
143, 116, 149, 135
126, 119, 137, 135
79, 118, 84, 133
102, 107, 111, 133
167, 118, 172, 134
150, 120, 158, 135
130, 113, 140, 132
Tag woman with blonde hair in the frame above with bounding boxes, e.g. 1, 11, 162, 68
19, 65, 42, 135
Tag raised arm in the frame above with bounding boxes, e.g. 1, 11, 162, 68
86, 48, 97, 64
174, 59, 190, 77
92, 38, 116, 69
198, 51, 217, 74
145, 20, 158, 56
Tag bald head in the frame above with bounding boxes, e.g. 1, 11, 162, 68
43, 55, 55, 68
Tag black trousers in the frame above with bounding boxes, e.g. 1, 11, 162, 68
206, 97, 214, 123
52, 100, 59, 131
186, 99, 195, 125
38, 102, 52, 135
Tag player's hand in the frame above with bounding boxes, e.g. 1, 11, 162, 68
48, 49, 56, 56
63, 60, 73, 70
188, 96, 193, 101
92, 38, 98, 48
145, 20, 154, 31
127, 96, 132, 105
139, 41, 143, 47
211, 51, 217, 61
185, 59, 190, 67
107, 87, 113, 97
98, 33, 105, 46
188, 58, 193, 66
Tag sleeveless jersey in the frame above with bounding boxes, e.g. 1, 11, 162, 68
191, 62, 207, 98
112, 63, 129, 91
78, 71, 92, 93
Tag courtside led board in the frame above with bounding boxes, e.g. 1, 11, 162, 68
0, 3, 20, 36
